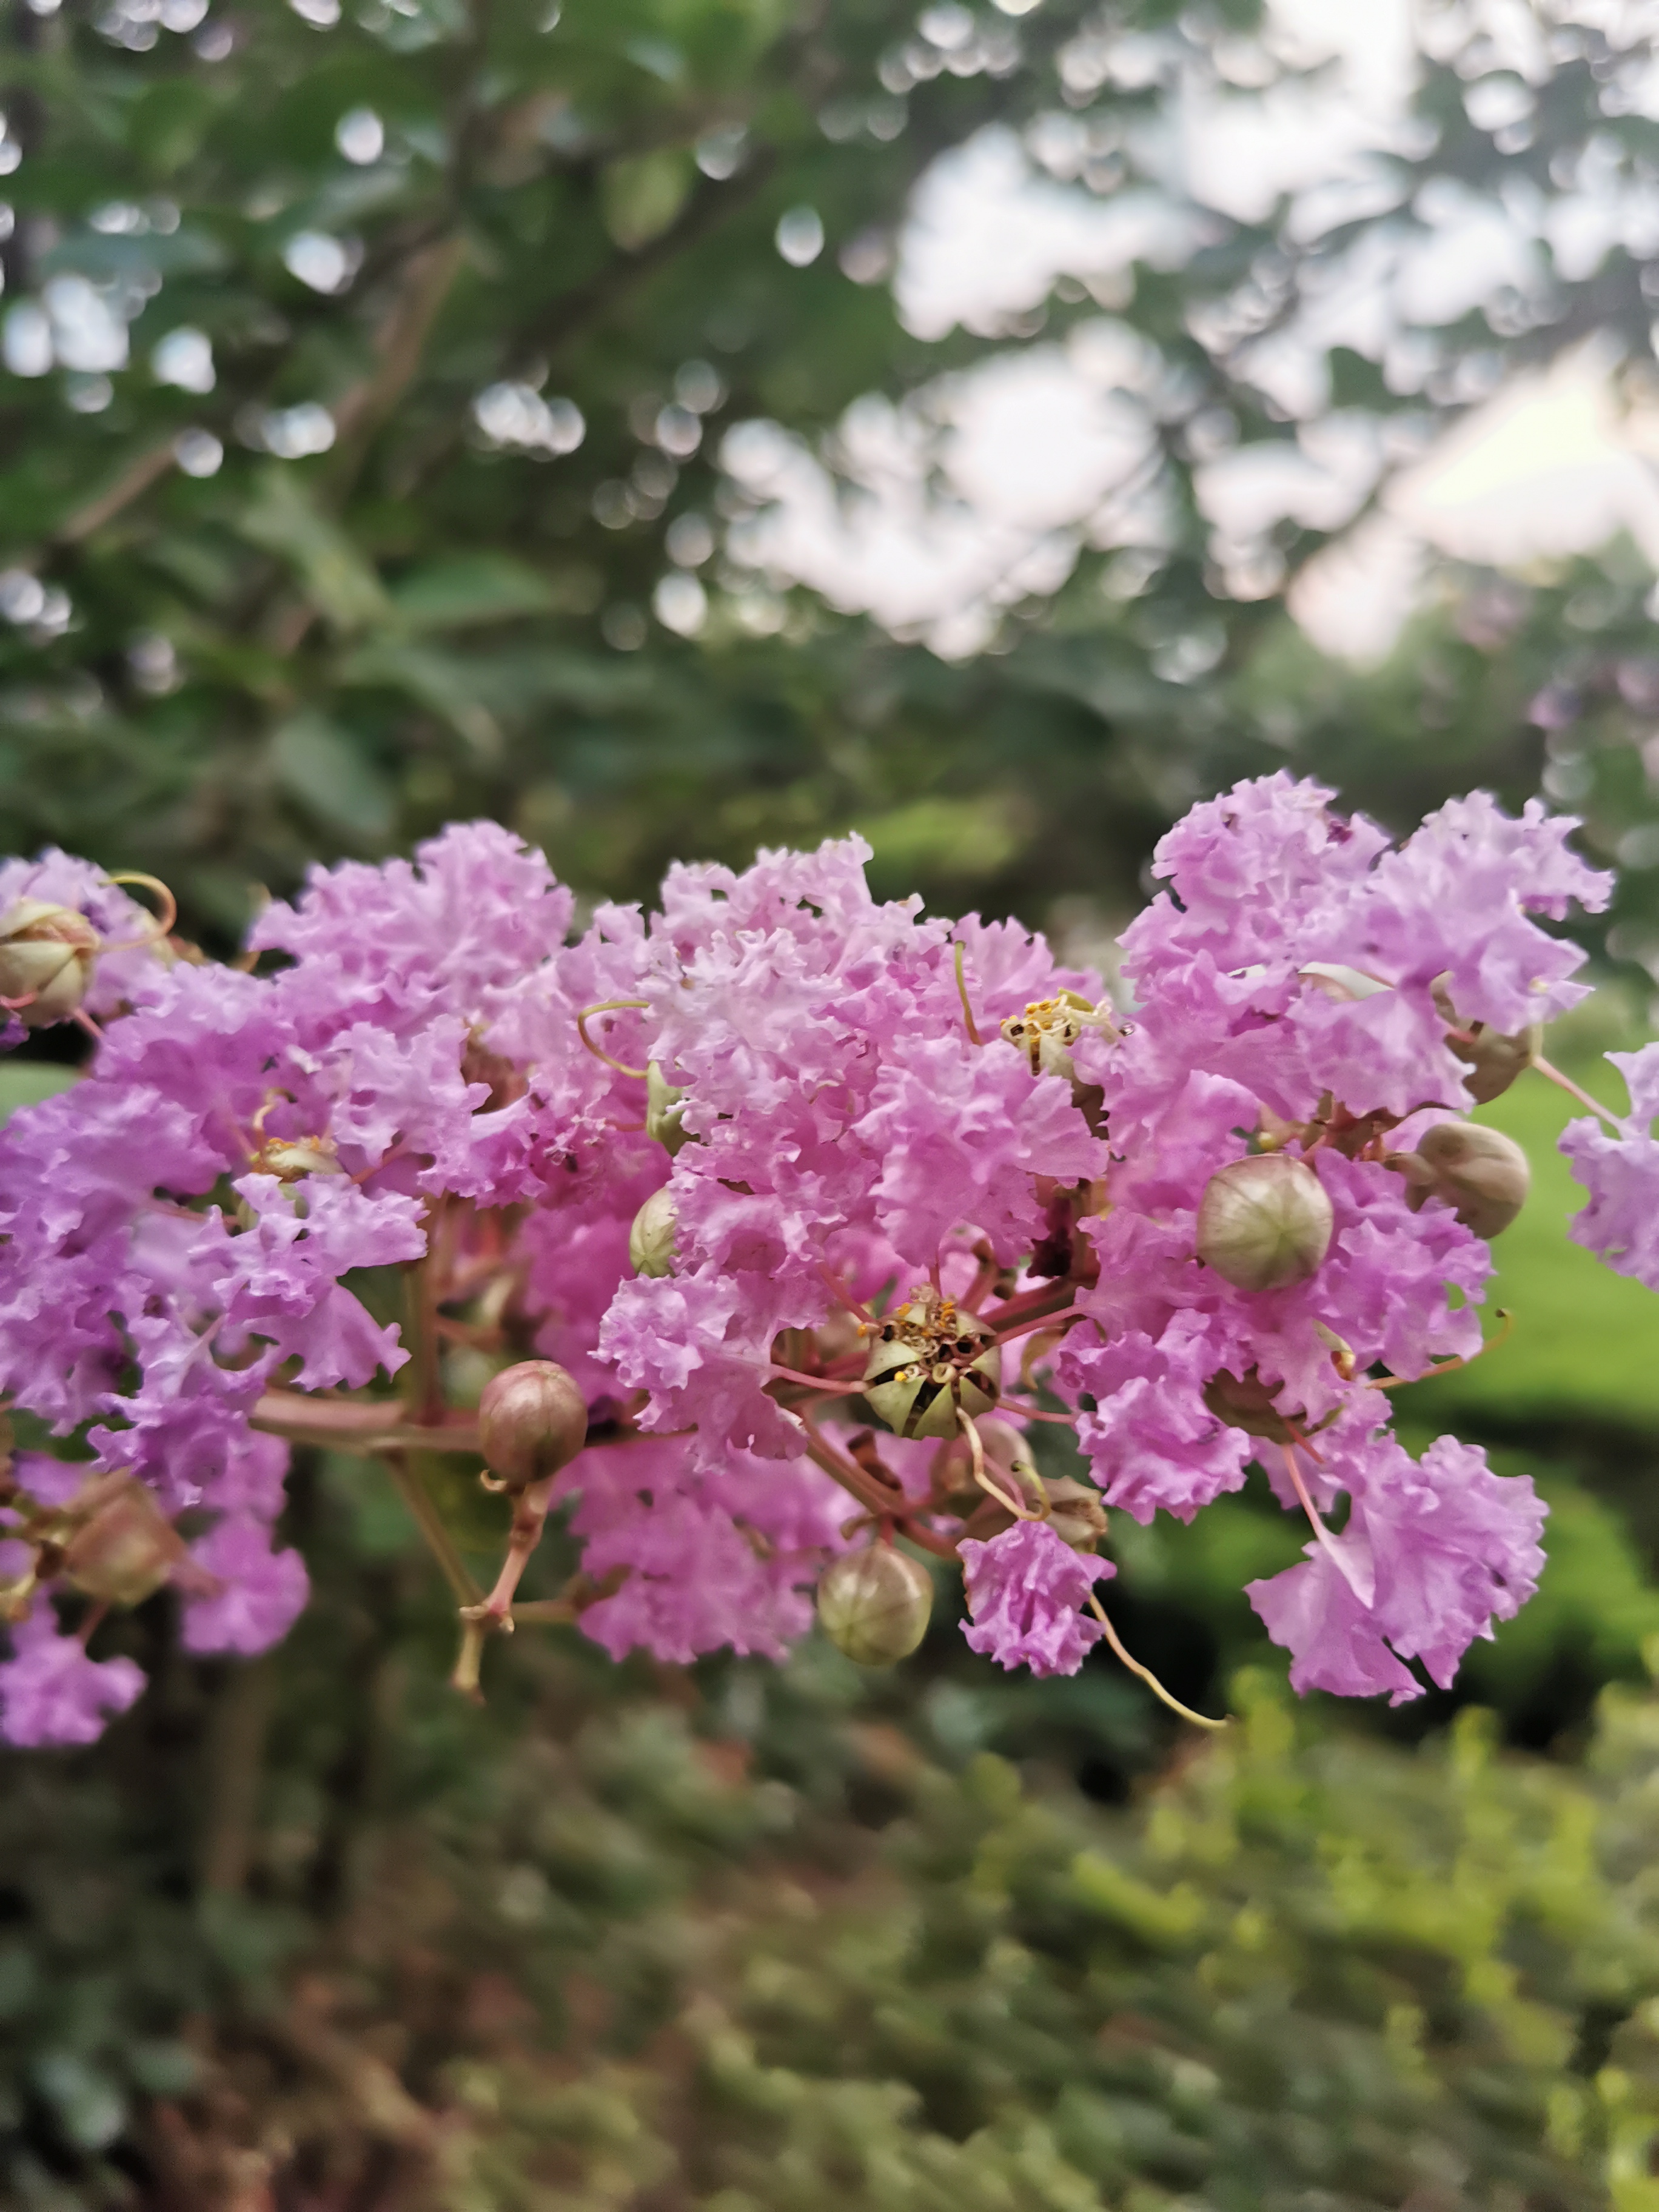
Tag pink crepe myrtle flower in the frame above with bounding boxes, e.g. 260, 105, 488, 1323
959, 1520, 1114, 1677
1560, 1045, 1659, 1289
0, 781, 1626, 1739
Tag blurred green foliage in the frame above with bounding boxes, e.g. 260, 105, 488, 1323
4, 0, 1659, 948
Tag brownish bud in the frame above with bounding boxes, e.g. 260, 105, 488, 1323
816, 1544, 933, 1666
1201, 1366, 1304, 1444
1042, 1476, 1109, 1552
62, 1476, 189, 1607
1196, 1155, 1333, 1292
477, 1361, 588, 1492
1449, 1022, 1540, 1105
628, 1186, 678, 1278
0, 899, 99, 1028
1432, 979, 1539, 1104
1407, 1121, 1530, 1239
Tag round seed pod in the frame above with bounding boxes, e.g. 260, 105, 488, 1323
862, 1299, 999, 1440
1412, 1121, 1530, 1239
477, 1361, 589, 1492
0, 899, 99, 1028
1196, 1155, 1333, 1293
816, 1545, 933, 1666
628, 1186, 679, 1278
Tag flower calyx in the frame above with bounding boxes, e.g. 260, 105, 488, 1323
862, 1289, 1000, 1441
477, 1360, 589, 1493
1196, 1153, 1333, 1292
816, 1543, 933, 1666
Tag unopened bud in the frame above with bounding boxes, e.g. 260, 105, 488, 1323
1407, 1121, 1530, 1239
477, 1360, 588, 1492
62, 1476, 187, 1607
816, 1544, 933, 1666
863, 1292, 999, 1441
645, 1062, 691, 1156
0, 899, 99, 1027
628, 1186, 678, 1278
1196, 1155, 1333, 1292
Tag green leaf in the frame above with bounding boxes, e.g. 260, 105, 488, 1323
236, 470, 393, 635
602, 151, 694, 250
269, 712, 395, 842
388, 554, 558, 631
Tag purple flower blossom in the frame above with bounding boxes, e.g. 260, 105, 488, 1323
959, 1520, 1113, 1678
0, 783, 1619, 1737
1561, 1045, 1659, 1288
1245, 1430, 1545, 1703
0, 1607, 146, 1747
182, 1517, 310, 1657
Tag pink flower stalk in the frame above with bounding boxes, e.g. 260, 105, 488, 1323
0, 780, 1624, 1741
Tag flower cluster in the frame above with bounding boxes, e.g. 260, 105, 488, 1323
0, 776, 1620, 1743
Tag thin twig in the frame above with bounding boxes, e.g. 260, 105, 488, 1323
1533, 1053, 1624, 1132
1088, 1594, 1227, 1729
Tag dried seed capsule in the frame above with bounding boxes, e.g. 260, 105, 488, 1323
0, 899, 99, 1028
1410, 1121, 1530, 1239
816, 1544, 933, 1666
477, 1361, 588, 1492
628, 1186, 679, 1278
1196, 1155, 1333, 1292
862, 1291, 999, 1440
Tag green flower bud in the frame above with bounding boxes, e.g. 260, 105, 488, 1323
1196, 1155, 1333, 1292
477, 1361, 588, 1493
816, 1544, 933, 1666
862, 1291, 999, 1441
0, 899, 99, 1027
628, 1186, 679, 1278
1408, 1121, 1530, 1239
645, 1062, 691, 1155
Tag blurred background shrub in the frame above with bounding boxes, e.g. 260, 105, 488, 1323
8, 0, 1659, 2203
